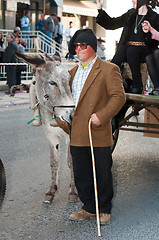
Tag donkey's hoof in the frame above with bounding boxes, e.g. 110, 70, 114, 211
32, 119, 42, 127
68, 194, 79, 203
50, 120, 57, 127
43, 195, 54, 204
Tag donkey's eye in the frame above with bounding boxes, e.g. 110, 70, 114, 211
49, 81, 58, 87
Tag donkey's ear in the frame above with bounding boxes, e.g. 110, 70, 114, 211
45, 53, 54, 62
44, 53, 61, 63
52, 52, 61, 62
15, 51, 46, 68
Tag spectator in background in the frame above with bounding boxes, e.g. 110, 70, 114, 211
14, 36, 20, 48
54, 16, 63, 52
36, 13, 45, 33
43, 13, 57, 53
21, 10, 31, 32
97, 37, 106, 60
20, 38, 27, 48
21, 10, 31, 52
14, 37, 27, 86
43, 13, 57, 38
0, 32, 5, 63
14, 37, 27, 54
3, 34, 18, 96
13, 27, 21, 38
0, 32, 5, 81
64, 22, 76, 60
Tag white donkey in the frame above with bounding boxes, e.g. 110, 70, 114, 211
15, 52, 78, 203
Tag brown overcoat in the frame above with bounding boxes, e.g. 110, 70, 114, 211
57, 57, 126, 147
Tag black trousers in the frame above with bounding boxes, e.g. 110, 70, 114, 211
70, 146, 113, 214
6, 65, 16, 89
16, 65, 27, 85
111, 44, 151, 89
146, 49, 159, 89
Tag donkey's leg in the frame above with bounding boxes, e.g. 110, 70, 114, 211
44, 145, 59, 203
29, 79, 41, 127
66, 142, 78, 202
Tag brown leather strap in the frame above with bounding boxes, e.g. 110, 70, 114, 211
125, 41, 146, 46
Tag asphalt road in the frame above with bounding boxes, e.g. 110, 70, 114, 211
0, 104, 159, 240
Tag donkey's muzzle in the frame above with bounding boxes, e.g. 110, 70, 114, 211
55, 105, 75, 125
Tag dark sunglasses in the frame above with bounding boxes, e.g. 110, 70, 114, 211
74, 43, 87, 50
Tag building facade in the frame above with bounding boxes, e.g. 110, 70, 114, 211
1, 0, 97, 31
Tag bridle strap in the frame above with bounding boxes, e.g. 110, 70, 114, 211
53, 105, 75, 112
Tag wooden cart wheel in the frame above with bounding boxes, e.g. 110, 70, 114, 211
111, 118, 119, 153
0, 159, 6, 207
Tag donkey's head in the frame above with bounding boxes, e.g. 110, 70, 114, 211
15, 52, 75, 124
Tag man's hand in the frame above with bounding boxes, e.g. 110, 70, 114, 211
91, 113, 101, 126
142, 20, 152, 33
96, 0, 104, 9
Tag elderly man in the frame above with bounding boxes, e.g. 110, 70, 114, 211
43, 13, 57, 53
13, 26, 21, 38
56, 28, 126, 224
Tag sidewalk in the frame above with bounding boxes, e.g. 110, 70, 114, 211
0, 80, 31, 108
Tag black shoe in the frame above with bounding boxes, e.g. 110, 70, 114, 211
130, 88, 142, 94
12, 88, 16, 94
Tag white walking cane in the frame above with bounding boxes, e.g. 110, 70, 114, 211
88, 118, 101, 237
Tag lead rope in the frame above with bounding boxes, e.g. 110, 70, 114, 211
88, 119, 101, 237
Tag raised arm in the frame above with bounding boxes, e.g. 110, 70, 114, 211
96, 0, 104, 9
96, 1, 130, 30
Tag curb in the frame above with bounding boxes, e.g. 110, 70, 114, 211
0, 83, 8, 92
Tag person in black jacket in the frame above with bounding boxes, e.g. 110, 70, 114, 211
96, 0, 159, 94
3, 34, 18, 96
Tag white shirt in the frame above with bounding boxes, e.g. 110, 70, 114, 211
21, 16, 30, 31
64, 27, 76, 43
97, 43, 106, 59
72, 56, 98, 106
